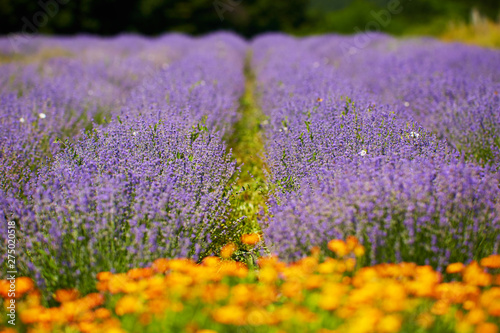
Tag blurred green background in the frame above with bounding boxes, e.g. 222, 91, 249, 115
0, 0, 499, 38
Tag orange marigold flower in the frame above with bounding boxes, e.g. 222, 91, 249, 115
54, 289, 79, 303
447, 263, 465, 274
328, 240, 348, 257
465, 308, 486, 325
20, 307, 43, 324
464, 262, 492, 286
16, 277, 34, 297
0, 280, 10, 298
431, 300, 450, 316
220, 243, 237, 259
78, 322, 97, 333
346, 236, 359, 251
416, 313, 434, 329
96, 272, 113, 281
152, 258, 169, 273
481, 255, 500, 269
94, 308, 111, 319
115, 295, 142, 316
241, 233, 261, 246
487, 301, 500, 317
475, 323, 498, 333
127, 268, 154, 279
0, 329, 18, 333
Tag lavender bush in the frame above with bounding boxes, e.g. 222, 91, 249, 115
253, 34, 500, 267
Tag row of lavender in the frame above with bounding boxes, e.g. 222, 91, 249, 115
0, 33, 247, 295
253, 34, 500, 269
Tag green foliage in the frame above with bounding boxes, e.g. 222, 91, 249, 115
2, 0, 497, 38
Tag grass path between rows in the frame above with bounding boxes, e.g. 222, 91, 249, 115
225, 51, 270, 248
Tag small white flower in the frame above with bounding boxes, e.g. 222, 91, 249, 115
359, 150, 367, 156
132, 131, 137, 136
404, 101, 410, 107
39, 113, 46, 119
410, 131, 420, 139
19, 117, 25, 123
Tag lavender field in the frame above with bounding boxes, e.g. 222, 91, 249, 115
0, 33, 499, 332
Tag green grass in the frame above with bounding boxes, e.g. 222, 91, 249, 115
224, 52, 270, 257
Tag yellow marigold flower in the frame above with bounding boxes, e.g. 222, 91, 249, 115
212, 305, 245, 325
220, 243, 237, 259
230, 284, 253, 305
475, 323, 498, 333
115, 295, 142, 316
348, 308, 383, 333
447, 262, 466, 274
103, 328, 127, 333
377, 314, 402, 333
246, 308, 271, 325
382, 283, 406, 312
54, 288, 79, 303
259, 266, 278, 284
354, 245, 365, 257
197, 330, 218, 333
456, 321, 473, 333
318, 293, 341, 311
328, 239, 348, 257
241, 233, 260, 245
481, 255, 500, 269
